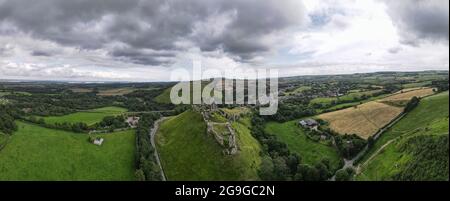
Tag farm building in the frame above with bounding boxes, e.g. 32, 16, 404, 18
126, 116, 140, 128
93, 138, 104, 146
299, 119, 318, 128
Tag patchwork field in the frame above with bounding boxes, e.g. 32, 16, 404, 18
156, 110, 262, 181
98, 88, 135, 96
310, 89, 383, 106
380, 87, 435, 106
317, 88, 435, 139
0, 121, 136, 180
356, 92, 449, 181
43, 106, 127, 126
265, 120, 342, 171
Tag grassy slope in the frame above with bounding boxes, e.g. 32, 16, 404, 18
154, 87, 172, 104
0, 132, 8, 148
357, 91, 449, 180
265, 120, 342, 171
359, 91, 449, 163
0, 121, 135, 181
43, 106, 127, 126
156, 110, 261, 180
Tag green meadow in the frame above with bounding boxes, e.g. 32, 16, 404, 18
43, 106, 127, 125
0, 121, 136, 181
265, 120, 342, 172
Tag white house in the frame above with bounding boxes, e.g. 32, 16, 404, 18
93, 138, 104, 146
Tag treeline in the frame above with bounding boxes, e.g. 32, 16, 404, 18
264, 103, 315, 122
26, 116, 89, 133
134, 113, 163, 181
251, 115, 340, 181
92, 115, 129, 131
431, 80, 449, 92
0, 105, 19, 134
123, 89, 175, 112
8, 93, 115, 116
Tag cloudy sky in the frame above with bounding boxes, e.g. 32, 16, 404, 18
0, 0, 448, 81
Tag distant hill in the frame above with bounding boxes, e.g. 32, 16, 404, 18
357, 91, 449, 181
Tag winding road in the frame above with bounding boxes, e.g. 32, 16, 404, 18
149, 117, 169, 181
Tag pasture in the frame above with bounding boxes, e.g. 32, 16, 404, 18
0, 121, 136, 180
265, 120, 342, 171
43, 106, 127, 126
98, 88, 135, 96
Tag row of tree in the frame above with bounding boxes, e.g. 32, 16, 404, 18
134, 113, 163, 181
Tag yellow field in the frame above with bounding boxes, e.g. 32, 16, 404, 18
383, 87, 434, 101
317, 88, 435, 139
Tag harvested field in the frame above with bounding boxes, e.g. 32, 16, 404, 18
318, 88, 435, 139
383, 87, 434, 101
318, 102, 403, 139
380, 88, 435, 107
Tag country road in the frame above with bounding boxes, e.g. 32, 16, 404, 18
149, 117, 169, 181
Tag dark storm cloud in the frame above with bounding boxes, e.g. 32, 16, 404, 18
383, 0, 449, 45
110, 47, 176, 66
31, 50, 53, 57
0, 0, 306, 64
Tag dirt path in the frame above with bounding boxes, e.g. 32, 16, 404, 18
149, 117, 169, 181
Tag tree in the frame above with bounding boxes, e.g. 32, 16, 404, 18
335, 169, 351, 181
135, 169, 146, 181
259, 156, 275, 180
404, 96, 420, 113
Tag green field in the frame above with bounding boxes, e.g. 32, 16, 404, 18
0, 132, 8, 148
0, 121, 136, 180
310, 89, 383, 106
357, 91, 449, 180
156, 110, 261, 180
402, 81, 432, 89
265, 120, 342, 172
43, 106, 127, 125
284, 86, 312, 95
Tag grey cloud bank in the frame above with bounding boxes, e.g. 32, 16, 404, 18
0, 0, 448, 81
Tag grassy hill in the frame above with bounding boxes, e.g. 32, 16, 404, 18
356, 91, 449, 181
265, 120, 342, 172
0, 121, 136, 180
154, 87, 172, 104
43, 106, 127, 126
156, 110, 262, 180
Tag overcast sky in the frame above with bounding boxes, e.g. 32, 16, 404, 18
0, 0, 448, 81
